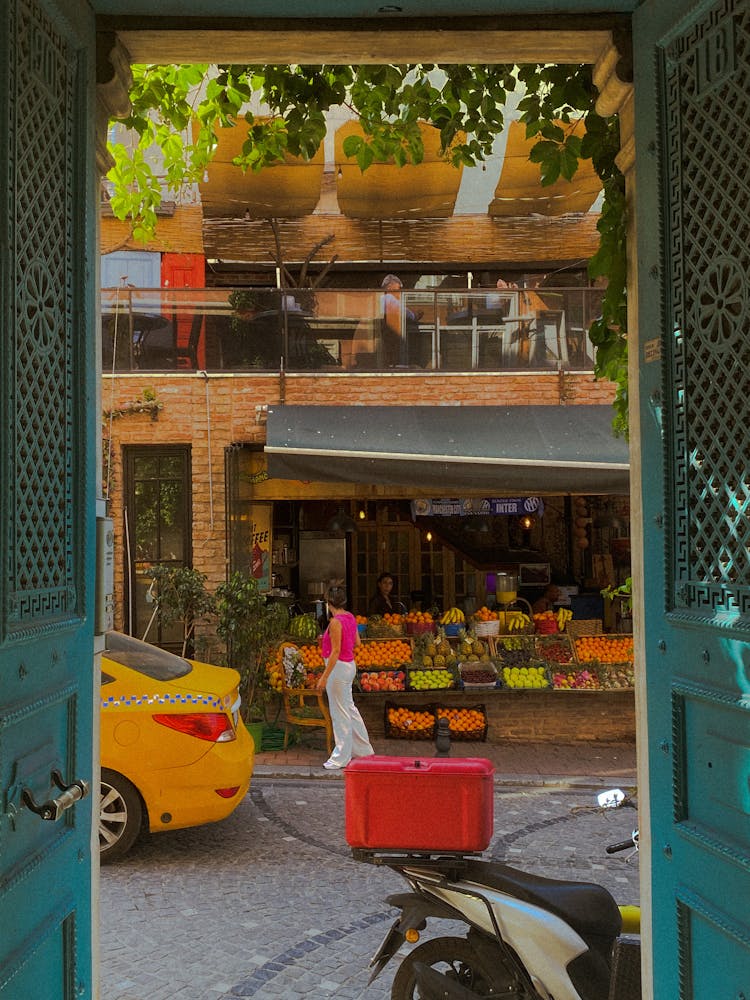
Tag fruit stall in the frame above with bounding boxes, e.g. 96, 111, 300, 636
266, 608, 636, 744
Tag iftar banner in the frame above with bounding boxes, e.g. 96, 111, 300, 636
411, 497, 544, 518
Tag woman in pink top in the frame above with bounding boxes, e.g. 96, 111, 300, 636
317, 586, 374, 769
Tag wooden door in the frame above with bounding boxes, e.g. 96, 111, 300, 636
0, 0, 97, 996
162, 252, 206, 366
634, 0, 750, 993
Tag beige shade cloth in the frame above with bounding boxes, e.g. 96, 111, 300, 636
488, 119, 602, 217
197, 118, 325, 218
335, 121, 464, 219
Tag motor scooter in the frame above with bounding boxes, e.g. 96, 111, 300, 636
357, 789, 641, 1000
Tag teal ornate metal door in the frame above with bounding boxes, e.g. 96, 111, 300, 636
634, 0, 750, 994
0, 0, 97, 997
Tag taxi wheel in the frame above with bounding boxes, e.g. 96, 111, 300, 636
100, 769, 144, 864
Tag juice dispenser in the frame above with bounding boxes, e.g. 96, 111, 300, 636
495, 572, 518, 606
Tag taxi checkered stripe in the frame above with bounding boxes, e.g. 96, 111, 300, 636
101, 693, 223, 708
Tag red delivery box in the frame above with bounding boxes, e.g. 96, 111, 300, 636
345, 755, 494, 853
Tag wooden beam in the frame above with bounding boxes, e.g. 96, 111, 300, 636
116, 27, 613, 66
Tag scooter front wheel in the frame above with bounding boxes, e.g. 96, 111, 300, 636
390, 935, 494, 1000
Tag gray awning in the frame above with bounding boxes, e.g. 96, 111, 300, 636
265, 405, 629, 494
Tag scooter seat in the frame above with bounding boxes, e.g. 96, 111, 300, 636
462, 859, 622, 940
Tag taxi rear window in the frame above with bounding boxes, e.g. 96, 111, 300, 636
105, 632, 192, 681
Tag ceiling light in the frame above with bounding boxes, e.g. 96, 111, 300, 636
378, 4, 403, 10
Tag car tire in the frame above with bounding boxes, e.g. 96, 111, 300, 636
99, 768, 144, 864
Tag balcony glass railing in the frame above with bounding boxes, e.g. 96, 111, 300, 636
101, 286, 604, 374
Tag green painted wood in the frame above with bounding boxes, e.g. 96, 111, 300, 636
634, 0, 750, 995
0, 0, 97, 997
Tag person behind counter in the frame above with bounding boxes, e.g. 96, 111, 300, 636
531, 583, 561, 614
368, 572, 406, 616
316, 586, 374, 770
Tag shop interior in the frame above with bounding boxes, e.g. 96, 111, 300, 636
227, 490, 631, 630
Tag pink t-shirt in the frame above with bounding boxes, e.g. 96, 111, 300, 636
321, 611, 358, 662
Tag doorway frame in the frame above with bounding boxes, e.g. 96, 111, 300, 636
94, 17, 646, 991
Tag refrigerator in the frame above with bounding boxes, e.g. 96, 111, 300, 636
298, 532, 348, 609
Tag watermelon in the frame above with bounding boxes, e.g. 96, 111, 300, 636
289, 614, 319, 640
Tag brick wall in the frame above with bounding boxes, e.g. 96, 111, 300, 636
353, 689, 636, 743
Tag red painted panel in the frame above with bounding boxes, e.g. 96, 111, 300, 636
161, 254, 206, 367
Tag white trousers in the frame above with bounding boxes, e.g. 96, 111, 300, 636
326, 659, 374, 765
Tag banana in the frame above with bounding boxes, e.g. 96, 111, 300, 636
440, 607, 465, 625
555, 607, 573, 630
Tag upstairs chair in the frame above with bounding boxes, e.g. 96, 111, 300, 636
529, 309, 568, 367
281, 678, 334, 754
174, 311, 204, 369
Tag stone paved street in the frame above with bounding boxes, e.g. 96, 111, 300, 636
99, 758, 640, 999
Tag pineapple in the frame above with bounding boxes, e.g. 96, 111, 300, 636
426, 641, 438, 657
422, 655, 434, 668
434, 654, 446, 667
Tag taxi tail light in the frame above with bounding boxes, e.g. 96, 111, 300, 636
215, 786, 240, 798
152, 712, 236, 742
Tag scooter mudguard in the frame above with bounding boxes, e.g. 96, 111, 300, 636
368, 918, 406, 984
369, 891, 460, 983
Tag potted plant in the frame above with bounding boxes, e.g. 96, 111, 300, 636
600, 576, 633, 633
227, 288, 260, 321
146, 565, 216, 657
214, 571, 289, 725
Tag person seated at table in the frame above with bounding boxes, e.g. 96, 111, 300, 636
485, 276, 519, 315
381, 274, 421, 366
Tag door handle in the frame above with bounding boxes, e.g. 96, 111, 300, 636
22, 769, 90, 821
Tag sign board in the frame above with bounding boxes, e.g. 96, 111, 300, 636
250, 502, 272, 592
412, 497, 545, 518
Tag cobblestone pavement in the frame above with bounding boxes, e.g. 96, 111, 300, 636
99, 769, 640, 1000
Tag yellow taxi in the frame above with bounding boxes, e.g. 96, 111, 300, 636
99, 631, 254, 862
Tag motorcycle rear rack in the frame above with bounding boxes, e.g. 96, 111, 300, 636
352, 848, 482, 870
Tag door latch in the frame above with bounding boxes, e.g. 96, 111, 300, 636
22, 769, 90, 821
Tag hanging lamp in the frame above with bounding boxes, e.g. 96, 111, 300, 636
326, 506, 357, 533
